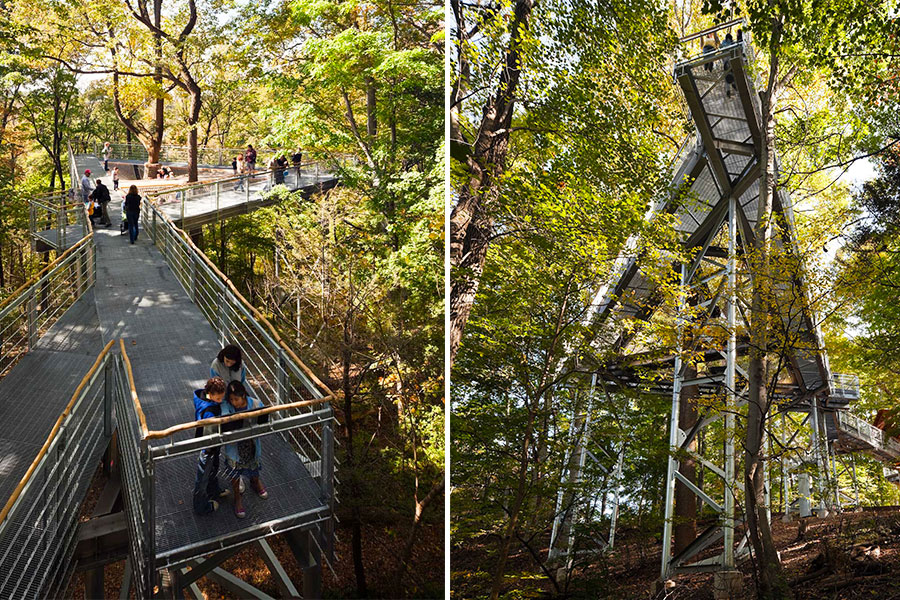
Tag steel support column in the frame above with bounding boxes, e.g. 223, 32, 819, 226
723, 194, 737, 570
660, 264, 687, 580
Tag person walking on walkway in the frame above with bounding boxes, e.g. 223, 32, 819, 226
702, 34, 717, 72
233, 155, 245, 191
291, 148, 302, 181
80, 169, 94, 204
112, 167, 120, 191
93, 178, 112, 227
192, 377, 230, 515
244, 144, 257, 175
221, 380, 268, 518
124, 184, 142, 244
102, 141, 111, 172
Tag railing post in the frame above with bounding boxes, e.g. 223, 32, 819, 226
245, 174, 250, 205
152, 209, 158, 245
277, 348, 289, 406
215, 181, 220, 217
26, 291, 37, 352
321, 422, 335, 563
190, 254, 198, 303
59, 206, 66, 251
141, 438, 156, 599
321, 423, 334, 501
219, 285, 229, 344
103, 357, 112, 438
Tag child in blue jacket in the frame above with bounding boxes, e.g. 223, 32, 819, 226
192, 377, 229, 514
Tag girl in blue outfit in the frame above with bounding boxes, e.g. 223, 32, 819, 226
221, 380, 268, 518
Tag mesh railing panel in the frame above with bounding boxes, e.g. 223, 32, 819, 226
114, 353, 155, 597
0, 239, 95, 379
0, 352, 112, 599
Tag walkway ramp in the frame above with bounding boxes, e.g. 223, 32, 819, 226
73, 153, 333, 576
0, 291, 103, 510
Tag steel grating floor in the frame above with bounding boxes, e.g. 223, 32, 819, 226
0, 290, 104, 509
75, 154, 328, 567
33, 224, 87, 252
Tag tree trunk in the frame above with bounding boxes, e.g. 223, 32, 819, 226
366, 77, 377, 138
394, 479, 444, 590
342, 317, 368, 597
744, 20, 792, 597
489, 400, 537, 600
674, 366, 698, 556
187, 86, 201, 182
449, 0, 533, 367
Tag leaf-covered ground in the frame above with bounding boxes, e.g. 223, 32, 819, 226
452, 508, 900, 599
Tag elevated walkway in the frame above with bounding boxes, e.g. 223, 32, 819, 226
0, 150, 336, 598
555, 19, 900, 582
70, 153, 339, 231
72, 154, 335, 580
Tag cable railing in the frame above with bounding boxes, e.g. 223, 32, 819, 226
147, 162, 338, 224
0, 340, 116, 599
0, 235, 95, 380
76, 141, 317, 169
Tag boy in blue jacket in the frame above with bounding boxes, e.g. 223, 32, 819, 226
192, 377, 229, 514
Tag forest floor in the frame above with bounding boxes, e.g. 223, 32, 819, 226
66, 467, 444, 599
451, 507, 900, 599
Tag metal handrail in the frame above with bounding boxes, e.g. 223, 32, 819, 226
77, 141, 353, 170
28, 199, 89, 253
141, 199, 334, 399
0, 340, 116, 599
0, 338, 115, 526
678, 18, 746, 44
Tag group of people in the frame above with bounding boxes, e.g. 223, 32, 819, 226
192, 345, 268, 518
80, 168, 142, 244
701, 29, 744, 97
156, 166, 175, 179
231, 145, 304, 191
231, 145, 258, 191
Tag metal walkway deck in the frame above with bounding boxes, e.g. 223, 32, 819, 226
0, 291, 103, 510
73, 154, 330, 569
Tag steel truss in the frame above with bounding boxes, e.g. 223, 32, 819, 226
547, 375, 625, 575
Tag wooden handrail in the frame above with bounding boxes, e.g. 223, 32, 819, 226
146, 202, 335, 398
145, 395, 334, 440
0, 339, 115, 528
119, 340, 148, 437
0, 233, 94, 315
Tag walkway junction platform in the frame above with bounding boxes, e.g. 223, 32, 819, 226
0, 144, 341, 598
547, 18, 900, 586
